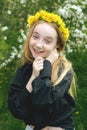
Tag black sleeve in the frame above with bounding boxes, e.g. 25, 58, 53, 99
32, 60, 73, 105
8, 67, 32, 120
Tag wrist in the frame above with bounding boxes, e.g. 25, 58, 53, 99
26, 75, 35, 93
45, 59, 52, 64
31, 73, 38, 79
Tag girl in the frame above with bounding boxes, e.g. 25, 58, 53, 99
8, 10, 76, 130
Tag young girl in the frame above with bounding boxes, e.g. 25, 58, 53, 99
8, 10, 76, 130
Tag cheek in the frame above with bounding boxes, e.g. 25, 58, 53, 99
29, 38, 33, 46
46, 45, 55, 52
29, 39, 35, 51
44, 47, 53, 55
30, 36, 36, 44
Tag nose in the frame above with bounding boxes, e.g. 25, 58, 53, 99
36, 40, 43, 49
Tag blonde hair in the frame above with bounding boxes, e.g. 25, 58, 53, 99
51, 56, 77, 98
22, 20, 77, 98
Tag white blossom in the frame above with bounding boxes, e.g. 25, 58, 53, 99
20, 29, 26, 40
66, 44, 73, 53
18, 37, 23, 43
7, 10, 11, 14
20, 0, 25, 4
1, 26, 8, 31
12, 46, 18, 54
85, 44, 87, 49
19, 45, 23, 49
74, 29, 84, 38
3, 36, 7, 40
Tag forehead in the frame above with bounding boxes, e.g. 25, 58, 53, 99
33, 23, 57, 38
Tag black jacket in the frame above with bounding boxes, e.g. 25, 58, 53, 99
8, 60, 75, 130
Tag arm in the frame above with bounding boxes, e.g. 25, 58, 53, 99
32, 60, 73, 105
8, 65, 32, 120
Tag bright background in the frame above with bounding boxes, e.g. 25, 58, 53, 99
0, 0, 87, 130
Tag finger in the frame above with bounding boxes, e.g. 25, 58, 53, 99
35, 59, 44, 66
35, 57, 44, 61
38, 62, 44, 66
35, 56, 44, 61
37, 60, 44, 65
39, 66, 44, 71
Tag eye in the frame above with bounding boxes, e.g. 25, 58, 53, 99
45, 39, 51, 44
32, 35, 39, 39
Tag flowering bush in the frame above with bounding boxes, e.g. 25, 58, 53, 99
0, 0, 87, 68
57, 1, 87, 53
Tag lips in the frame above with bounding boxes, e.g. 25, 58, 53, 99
34, 49, 43, 54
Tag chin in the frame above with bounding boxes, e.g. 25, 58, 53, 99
32, 53, 47, 59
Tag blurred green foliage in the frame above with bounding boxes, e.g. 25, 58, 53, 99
66, 50, 87, 130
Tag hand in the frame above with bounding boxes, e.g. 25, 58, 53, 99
26, 57, 44, 93
46, 49, 59, 64
32, 56, 44, 77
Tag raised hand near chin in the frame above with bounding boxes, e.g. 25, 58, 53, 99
46, 49, 59, 64
32, 56, 44, 77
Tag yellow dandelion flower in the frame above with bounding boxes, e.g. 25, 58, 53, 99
27, 16, 34, 27
27, 10, 69, 41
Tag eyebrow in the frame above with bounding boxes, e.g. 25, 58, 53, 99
33, 31, 53, 40
33, 32, 39, 35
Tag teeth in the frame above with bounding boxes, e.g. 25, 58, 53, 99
35, 50, 40, 52
34, 49, 42, 52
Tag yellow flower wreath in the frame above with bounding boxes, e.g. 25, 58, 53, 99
27, 10, 69, 41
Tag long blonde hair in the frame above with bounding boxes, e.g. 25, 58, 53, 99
22, 20, 77, 98
51, 56, 77, 98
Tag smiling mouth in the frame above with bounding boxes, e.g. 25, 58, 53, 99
34, 49, 44, 53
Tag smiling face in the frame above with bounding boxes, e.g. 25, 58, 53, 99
29, 23, 58, 59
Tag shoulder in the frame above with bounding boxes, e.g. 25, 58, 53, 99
66, 68, 74, 77
16, 63, 32, 76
